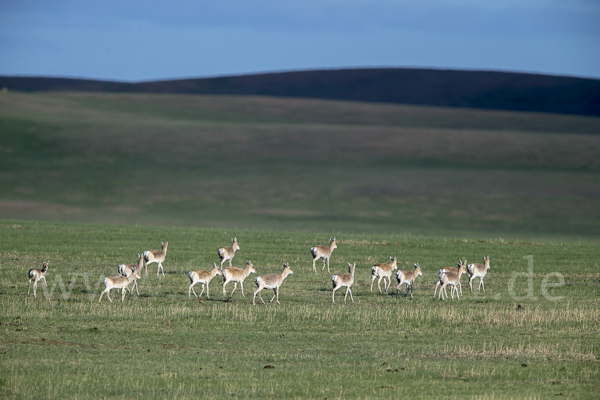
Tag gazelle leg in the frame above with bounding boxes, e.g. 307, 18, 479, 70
346, 287, 354, 303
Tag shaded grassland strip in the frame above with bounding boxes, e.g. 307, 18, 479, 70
0, 92, 600, 239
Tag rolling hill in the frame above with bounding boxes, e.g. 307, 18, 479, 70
2, 68, 600, 116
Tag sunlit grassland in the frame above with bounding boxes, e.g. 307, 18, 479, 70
1, 91, 599, 239
0, 221, 598, 398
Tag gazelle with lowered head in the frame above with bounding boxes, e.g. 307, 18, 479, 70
98, 262, 142, 303
395, 263, 423, 298
332, 262, 356, 304
28, 260, 49, 297
370, 256, 398, 293
311, 237, 337, 273
433, 259, 467, 297
188, 263, 223, 299
467, 255, 490, 292
222, 260, 257, 298
437, 261, 467, 300
218, 237, 240, 269
143, 241, 168, 277
117, 253, 144, 296
253, 262, 294, 305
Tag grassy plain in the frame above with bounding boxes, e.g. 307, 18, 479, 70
0, 91, 599, 239
0, 221, 599, 399
0, 90, 599, 398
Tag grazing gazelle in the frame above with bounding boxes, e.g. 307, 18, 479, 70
143, 241, 168, 277
438, 262, 467, 300
311, 237, 337, 273
433, 260, 467, 297
370, 256, 398, 293
222, 260, 257, 298
218, 237, 240, 269
98, 263, 141, 303
332, 262, 356, 304
28, 260, 49, 297
188, 263, 223, 299
253, 263, 294, 305
117, 253, 144, 296
467, 255, 490, 292
395, 263, 423, 298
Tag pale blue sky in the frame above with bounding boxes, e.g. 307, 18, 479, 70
1, 0, 599, 81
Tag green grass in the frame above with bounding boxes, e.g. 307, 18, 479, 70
1, 91, 599, 239
1, 220, 599, 398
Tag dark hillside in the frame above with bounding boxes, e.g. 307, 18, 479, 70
2, 68, 600, 116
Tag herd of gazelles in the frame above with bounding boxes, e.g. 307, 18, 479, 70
27, 237, 491, 305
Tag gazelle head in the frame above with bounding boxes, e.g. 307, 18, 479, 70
484, 255, 490, 270
232, 237, 240, 251
212, 263, 223, 276
132, 267, 142, 280
390, 256, 398, 269
246, 260, 256, 274
161, 241, 168, 251
282, 262, 294, 276
347, 262, 356, 274
330, 237, 337, 250
414, 263, 422, 277
41, 260, 49, 272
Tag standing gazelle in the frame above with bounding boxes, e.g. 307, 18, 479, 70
253, 263, 294, 305
143, 241, 168, 277
467, 256, 490, 292
332, 262, 356, 304
188, 263, 223, 299
370, 256, 398, 293
222, 260, 257, 298
117, 253, 144, 296
28, 260, 49, 297
98, 263, 141, 303
311, 237, 337, 273
438, 262, 467, 300
395, 263, 423, 298
433, 260, 467, 297
218, 237, 240, 269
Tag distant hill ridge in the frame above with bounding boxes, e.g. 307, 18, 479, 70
2, 68, 599, 116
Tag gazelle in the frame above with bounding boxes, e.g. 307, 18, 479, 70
222, 260, 257, 298
311, 237, 337, 273
218, 237, 240, 269
467, 256, 490, 292
438, 262, 467, 300
253, 263, 294, 305
433, 260, 467, 297
332, 262, 355, 304
188, 263, 223, 299
143, 241, 168, 277
395, 263, 423, 298
98, 263, 141, 303
28, 260, 49, 297
117, 253, 144, 296
370, 256, 398, 293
